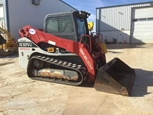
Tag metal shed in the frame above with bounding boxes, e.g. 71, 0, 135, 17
96, 1, 153, 43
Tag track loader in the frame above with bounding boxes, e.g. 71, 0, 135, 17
18, 11, 135, 96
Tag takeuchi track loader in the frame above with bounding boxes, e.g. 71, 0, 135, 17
18, 11, 136, 96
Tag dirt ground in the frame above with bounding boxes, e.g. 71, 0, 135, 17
0, 44, 153, 115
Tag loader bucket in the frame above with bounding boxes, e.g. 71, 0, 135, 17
94, 58, 136, 96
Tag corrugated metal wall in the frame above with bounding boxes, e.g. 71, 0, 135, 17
97, 3, 151, 31
96, 2, 152, 43
8, 0, 77, 39
0, 0, 7, 29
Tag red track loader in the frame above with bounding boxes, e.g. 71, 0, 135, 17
18, 11, 135, 96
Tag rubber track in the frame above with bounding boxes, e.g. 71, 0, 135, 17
27, 55, 87, 86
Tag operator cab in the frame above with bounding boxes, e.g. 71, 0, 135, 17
44, 11, 90, 42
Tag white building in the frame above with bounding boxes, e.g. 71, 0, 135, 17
96, 1, 153, 43
0, 0, 77, 39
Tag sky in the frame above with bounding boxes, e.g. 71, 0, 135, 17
63, 0, 152, 23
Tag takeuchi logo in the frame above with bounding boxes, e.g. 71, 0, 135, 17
80, 48, 93, 70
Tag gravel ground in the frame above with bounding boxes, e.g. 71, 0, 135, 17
0, 44, 153, 115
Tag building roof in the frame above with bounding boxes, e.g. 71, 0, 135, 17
60, 0, 78, 11
96, 1, 153, 9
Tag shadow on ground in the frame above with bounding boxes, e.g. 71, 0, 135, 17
0, 61, 15, 66
131, 69, 153, 97
106, 43, 153, 50
0, 54, 18, 58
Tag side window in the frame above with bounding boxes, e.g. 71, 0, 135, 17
46, 15, 74, 33
59, 15, 74, 33
46, 18, 58, 33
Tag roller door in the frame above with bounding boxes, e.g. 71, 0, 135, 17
131, 7, 153, 43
